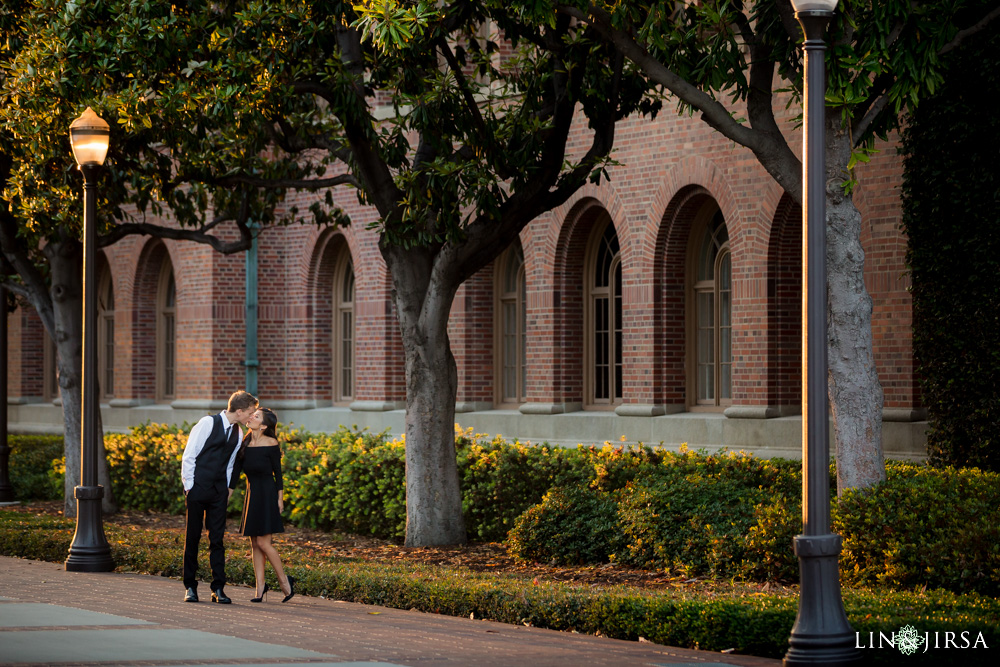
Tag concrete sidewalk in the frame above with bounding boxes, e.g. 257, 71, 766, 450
0, 556, 782, 667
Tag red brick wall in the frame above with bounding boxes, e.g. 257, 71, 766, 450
5, 102, 920, 417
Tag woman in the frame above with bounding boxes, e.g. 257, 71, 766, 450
229, 407, 295, 603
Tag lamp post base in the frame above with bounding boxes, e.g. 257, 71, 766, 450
65, 485, 114, 572
784, 634, 859, 666
784, 534, 859, 665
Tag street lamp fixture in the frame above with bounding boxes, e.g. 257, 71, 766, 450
783, 1, 858, 665
65, 107, 115, 572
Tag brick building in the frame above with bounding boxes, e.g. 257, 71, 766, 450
4, 107, 927, 460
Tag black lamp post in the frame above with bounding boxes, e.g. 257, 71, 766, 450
784, 1, 858, 664
0, 280, 14, 505
64, 107, 115, 572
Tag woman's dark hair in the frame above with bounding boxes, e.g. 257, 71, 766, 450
238, 408, 279, 459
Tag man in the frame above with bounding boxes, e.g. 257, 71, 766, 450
180, 390, 258, 603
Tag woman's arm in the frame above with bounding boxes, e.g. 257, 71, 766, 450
271, 444, 284, 512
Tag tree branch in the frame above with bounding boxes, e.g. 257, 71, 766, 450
0, 278, 32, 301
559, 3, 803, 204
209, 172, 360, 190
0, 210, 55, 333
850, 72, 895, 143
438, 37, 489, 143
939, 4, 1000, 56
97, 194, 254, 253
292, 76, 401, 218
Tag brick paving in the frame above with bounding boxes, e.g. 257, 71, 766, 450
0, 556, 782, 667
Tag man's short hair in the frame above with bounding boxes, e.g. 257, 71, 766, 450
228, 390, 258, 412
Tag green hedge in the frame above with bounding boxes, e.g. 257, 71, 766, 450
901, 28, 1000, 471
1, 509, 997, 666
509, 452, 1000, 597
5, 434, 63, 501
12, 427, 1000, 597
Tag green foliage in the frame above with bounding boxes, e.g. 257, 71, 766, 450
5, 434, 63, 501
3, 508, 999, 665
835, 462, 1000, 596
104, 423, 189, 515
457, 433, 587, 542
508, 451, 1000, 597
901, 28, 1000, 472
506, 484, 621, 565
284, 428, 407, 539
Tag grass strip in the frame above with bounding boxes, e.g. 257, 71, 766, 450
1, 510, 997, 665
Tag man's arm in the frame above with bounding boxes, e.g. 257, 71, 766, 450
181, 416, 213, 493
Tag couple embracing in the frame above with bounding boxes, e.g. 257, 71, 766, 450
180, 390, 295, 605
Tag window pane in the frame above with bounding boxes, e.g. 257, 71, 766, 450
504, 248, 523, 294
342, 311, 354, 398
343, 265, 355, 303
502, 300, 516, 400
164, 314, 175, 397
594, 297, 609, 400
697, 291, 714, 402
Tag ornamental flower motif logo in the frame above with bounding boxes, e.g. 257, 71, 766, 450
896, 625, 923, 655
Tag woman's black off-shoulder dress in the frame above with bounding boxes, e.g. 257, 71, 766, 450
230, 445, 284, 536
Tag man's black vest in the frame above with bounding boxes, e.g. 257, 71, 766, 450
193, 414, 240, 492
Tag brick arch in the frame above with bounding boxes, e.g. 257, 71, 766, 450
131, 240, 172, 401
646, 155, 744, 247
304, 230, 354, 402
766, 194, 802, 409
653, 185, 717, 406
548, 198, 615, 405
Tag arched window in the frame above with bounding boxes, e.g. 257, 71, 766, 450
588, 221, 623, 406
692, 210, 731, 407
334, 254, 355, 403
97, 269, 115, 400
497, 243, 526, 404
157, 260, 176, 402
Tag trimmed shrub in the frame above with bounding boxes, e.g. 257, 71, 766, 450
6, 434, 63, 501
105, 423, 189, 514
616, 469, 769, 575
834, 462, 1000, 596
506, 484, 621, 564
284, 427, 406, 539
457, 433, 589, 542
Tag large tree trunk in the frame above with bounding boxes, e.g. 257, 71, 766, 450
384, 245, 467, 547
825, 117, 886, 494
46, 237, 117, 516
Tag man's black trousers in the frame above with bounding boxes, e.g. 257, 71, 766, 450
183, 485, 228, 591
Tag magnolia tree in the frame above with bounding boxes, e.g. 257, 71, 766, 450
522, 0, 1000, 493
3, 1, 655, 541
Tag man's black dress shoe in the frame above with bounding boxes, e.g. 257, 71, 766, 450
211, 588, 232, 604
184, 587, 199, 603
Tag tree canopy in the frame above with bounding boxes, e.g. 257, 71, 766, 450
2, 0, 656, 540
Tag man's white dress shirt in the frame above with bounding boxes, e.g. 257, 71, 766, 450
181, 411, 242, 492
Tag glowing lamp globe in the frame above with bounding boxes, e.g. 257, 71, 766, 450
789, 0, 838, 11
69, 107, 110, 167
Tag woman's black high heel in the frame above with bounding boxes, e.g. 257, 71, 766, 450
250, 582, 269, 603
282, 576, 295, 603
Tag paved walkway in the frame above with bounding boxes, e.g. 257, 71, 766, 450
0, 556, 781, 667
